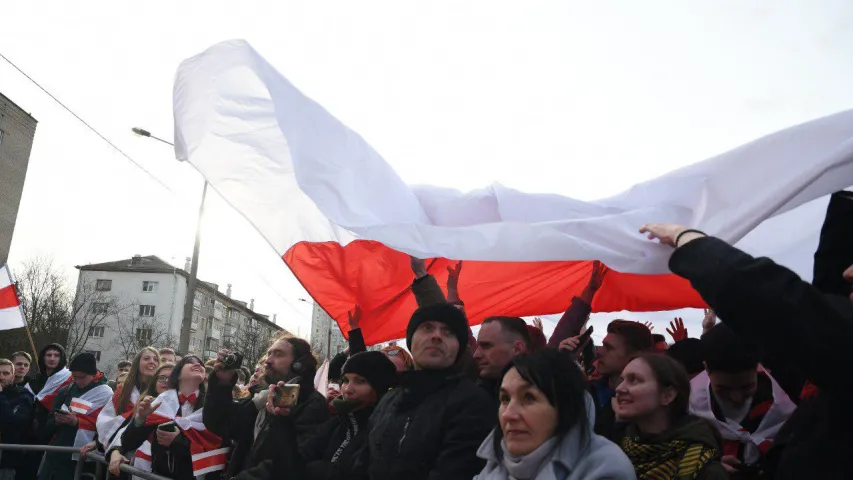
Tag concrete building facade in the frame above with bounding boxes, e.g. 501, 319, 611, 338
310, 302, 348, 361
75, 255, 286, 376
0, 92, 37, 265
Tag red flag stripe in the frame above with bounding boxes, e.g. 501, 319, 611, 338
0, 284, 20, 310
192, 449, 228, 470
77, 407, 103, 431
136, 449, 152, 461
284, 240, 706, 345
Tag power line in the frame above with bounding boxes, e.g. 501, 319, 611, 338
0, 51, 174, 192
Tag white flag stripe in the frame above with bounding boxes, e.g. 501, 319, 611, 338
0, 308, 25, 330
174, 40, 853, 281
191, 447, 230, 461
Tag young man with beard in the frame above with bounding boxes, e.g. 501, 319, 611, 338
356, 303, 494, 480
0, 358, 34, 480
204, 335, 330, 479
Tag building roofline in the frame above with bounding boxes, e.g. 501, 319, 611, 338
0, 93, 38, 123
77, 255, 285, 332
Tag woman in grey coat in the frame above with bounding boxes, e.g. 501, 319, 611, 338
474, 349, 636, 480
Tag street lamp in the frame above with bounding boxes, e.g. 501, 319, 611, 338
132, 126, 207, 356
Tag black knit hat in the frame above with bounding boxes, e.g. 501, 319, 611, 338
328, 351, 349, 383
406, 303, 469, 363
342, 352, 397, 395
69, 352, 98, 375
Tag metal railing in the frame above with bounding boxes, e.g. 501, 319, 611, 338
0, 444, 171, 480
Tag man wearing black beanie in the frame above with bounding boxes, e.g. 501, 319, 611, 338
300, 352, 396, 480
357, 303, 493, 480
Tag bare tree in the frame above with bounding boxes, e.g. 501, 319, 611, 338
13, 256, 74, 350
65, 281, 135, 359
112, 307, 177, 363
223, 321, 274, 369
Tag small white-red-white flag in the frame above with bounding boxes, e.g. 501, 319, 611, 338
0, 265, 25, 331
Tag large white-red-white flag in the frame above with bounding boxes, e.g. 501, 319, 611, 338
173, 40, 853, 345
0, 265, 25, 331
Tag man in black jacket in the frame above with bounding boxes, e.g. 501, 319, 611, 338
641, 190, 853, 480
0, 358, 34, 479
205, 336, 330, 479
357, 303, 494, 480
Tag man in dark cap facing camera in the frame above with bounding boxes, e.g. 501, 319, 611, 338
355, 303, 494, 480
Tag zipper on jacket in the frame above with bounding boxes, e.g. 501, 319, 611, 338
397, 416, 412, 454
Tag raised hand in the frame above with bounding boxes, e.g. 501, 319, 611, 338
347, 305, 361, 331
580, 261, 608, 303
702, 308, 717, 335
642, 321, 655, 332
558, 327, 592, 357
135, 395, 160, 422
409, 256, 428, 279
667, 317, 688, 343
532, 317, 544, 331
447, 261, 463, 303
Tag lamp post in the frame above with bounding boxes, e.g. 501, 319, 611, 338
132, 127, 207, 356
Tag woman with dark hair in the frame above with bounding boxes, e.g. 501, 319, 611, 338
120, 356, 227, 479
475, 349, 635, 480
105, 362, 174, 477
300, 351, 397, 479
613, 353, 727, 479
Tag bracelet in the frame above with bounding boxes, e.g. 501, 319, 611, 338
675, 229, 706, 247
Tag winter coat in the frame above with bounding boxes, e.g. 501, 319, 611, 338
359, 369, 494, 480
474, 423, 636, 480
203, 372, 331, 480
30, 343, 69, 443
614, 415, 727, 480
0, 384, 34, 469
669, 226, 853, 480
300, 405, 374, 480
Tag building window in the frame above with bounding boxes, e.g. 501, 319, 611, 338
83, 350, 101, 361
88, 326, 105, 338
96, 279, 112, 291
136, 328, 152, 344
142, 281, 159, 292
205, 337, 219, 351
139, 305, 156, 317
91, 303, 109, 314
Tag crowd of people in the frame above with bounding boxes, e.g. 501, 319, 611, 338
0, 190, 851, 479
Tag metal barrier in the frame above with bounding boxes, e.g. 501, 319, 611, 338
0, 444, 171, 480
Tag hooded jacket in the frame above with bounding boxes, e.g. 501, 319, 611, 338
30, 343, 69, 444
614, 415, 727, 480
474, 394, 635, 480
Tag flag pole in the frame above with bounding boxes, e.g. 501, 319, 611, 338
3, 264, 39, 368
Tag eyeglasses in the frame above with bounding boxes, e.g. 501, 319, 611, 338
384, 349, 404, 357
156, 375, 170, 383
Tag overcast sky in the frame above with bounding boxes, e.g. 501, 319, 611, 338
2, 1, 852, 342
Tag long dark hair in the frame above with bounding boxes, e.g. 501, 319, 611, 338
169, 355, 206, 410
494, 349, 590, 456
117, 347, 159, 412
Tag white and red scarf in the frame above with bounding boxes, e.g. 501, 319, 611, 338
96, 385, 140, 449
32, 367, 72, 410
132, 389, 228, 478
65, 378, 113, 460
689, 368, 796, 464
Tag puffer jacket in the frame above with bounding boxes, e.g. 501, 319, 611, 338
359, 369, 494, 480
